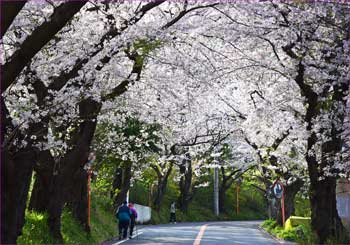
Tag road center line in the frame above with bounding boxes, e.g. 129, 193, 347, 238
193, 224, 207, 245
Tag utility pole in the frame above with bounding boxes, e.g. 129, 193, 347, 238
213, 165, 219, 215
213, 146, 220, 216
236, 177, 242, 215
236, 185, 240, 215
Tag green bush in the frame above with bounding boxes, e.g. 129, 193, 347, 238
262, 219, 278, 230
261, 219, 316, 244
17, 211, 58, 244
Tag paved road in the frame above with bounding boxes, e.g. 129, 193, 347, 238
109, 221, 284, 244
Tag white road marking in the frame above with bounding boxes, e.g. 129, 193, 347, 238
193, 224, 207, 245
112, 231, 144, 245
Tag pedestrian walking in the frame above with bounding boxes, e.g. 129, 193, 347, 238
128, 203, 138, 239
116, 201, 132, 240
170, 202, 176, 224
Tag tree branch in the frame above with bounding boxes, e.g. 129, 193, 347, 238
2, 1, 87, 93
271, 126, 292, 151
250, 183, 266, 193
162, 3, 220, 29
1, 0, 27, 37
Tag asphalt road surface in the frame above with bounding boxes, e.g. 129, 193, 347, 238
109, 221, 285, 244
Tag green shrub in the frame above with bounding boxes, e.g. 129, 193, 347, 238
17, 211, 58, 244
261, 219, 316, 244
262, 219, 278, 231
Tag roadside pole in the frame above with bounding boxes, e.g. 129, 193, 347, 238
85, 152, 95, 229
272, 179, 285, 226
214, 166, 219, 216
148, 183, 152, 207
281, 183, 285, 226
87, 168, 92, 228
236, 185, 239, 215
236, 177, 242, 215
212, 147, 220, 216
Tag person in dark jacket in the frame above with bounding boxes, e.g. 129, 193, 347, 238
116, 201, 132, 240
128, 203, 138, 239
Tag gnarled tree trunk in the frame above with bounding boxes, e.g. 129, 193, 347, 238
69, 168, 89, 231
152, 162, 173, 212
1, 96, 36, 244
2, 148, 35, 244
178, 153, 193, 213
310, 177, 344, 243
219, 167, 242, 213
284, 179, 304, 221
219, 183, 229, 213
113, 162, 132, 208
296, 61, 349, 243
46, 98, 100, 241
29, 150, 55, 212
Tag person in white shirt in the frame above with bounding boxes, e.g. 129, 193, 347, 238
170, 202, 176, 224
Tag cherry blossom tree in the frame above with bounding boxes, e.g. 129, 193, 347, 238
2, 1, 349, 244
2, 1, 223, 241
206, 3, 350, 242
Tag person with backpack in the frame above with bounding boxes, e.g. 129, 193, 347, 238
116, 201, 132, 240
128, 203, 138, 239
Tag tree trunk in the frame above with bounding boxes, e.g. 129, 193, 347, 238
1, 1, 27, 37
1, 96, 36, 244
178, 155, 193, 213
284, 179, 303, 221
218, 167, 243, 213
29, 150, 55, 212
114, 163, 132, 208
219, 184, 228, 213
112, 167, 122, 199
1, 148, 35, 244
29, 172, 50, 212
301, 74, 349, 243
310, 177, 348, 243
46, 140, 92, 241
153, 163, 173, 211
2, 2, 86, 92
46, 98, 100, 241
69, 168, 89, 231
46, 173, 65, 241
154, 176, 168, 212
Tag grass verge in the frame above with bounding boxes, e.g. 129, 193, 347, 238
17, 195, 117, 244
